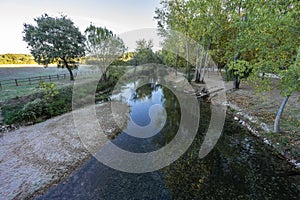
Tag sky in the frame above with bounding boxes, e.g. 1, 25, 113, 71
0, 0, 161, 54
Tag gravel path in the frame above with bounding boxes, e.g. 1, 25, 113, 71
0, 102, 128, 199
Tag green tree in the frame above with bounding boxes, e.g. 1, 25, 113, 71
155, 0, 229, 83
133, 39, 161, 65
155, 0, 300, 132
155, 0, 192, 80
229, 0, 300, 132
23, 14, 86, 80
85, 24, 126, 81
136, 38, 154, 51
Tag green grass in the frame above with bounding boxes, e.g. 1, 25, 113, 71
0, 65, 99, 101
0, 65, 73, 81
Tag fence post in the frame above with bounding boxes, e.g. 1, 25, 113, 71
15, 79, 18, 86
57, 74, 59, 80
0, 81, 2, 90
64, 74, 66, 79
49, 75, 51, 82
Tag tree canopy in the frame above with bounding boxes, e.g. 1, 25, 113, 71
23, 14, 86, 80
155, 0, 300, 132
84, 24, 126, 81
132, 39, 162, 65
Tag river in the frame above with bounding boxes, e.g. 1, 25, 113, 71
36, 78, 300, 199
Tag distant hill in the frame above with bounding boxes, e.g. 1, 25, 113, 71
0, 54, 36, 64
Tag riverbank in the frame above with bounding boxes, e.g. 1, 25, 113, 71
191, 77, 299, 168
225, 81, 300, 168
0, 102, 129, 199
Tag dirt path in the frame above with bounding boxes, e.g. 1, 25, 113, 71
0, 102, 129, 199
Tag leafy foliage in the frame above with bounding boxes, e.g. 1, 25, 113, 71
85, 24, 126, 80
132, 39, 162, 65
228, 60, 252, 79
37, 81, 59, 100
154, 0, 300, 132
20, 98, 48, 123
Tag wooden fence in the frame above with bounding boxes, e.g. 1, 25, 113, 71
0, 70, 101, 89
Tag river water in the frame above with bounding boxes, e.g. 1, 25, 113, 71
37, 80, 300, 199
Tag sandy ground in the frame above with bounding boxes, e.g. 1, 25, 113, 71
0, 102, 129, 199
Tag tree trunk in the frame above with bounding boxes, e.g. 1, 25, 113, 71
233, 52, 241, 89
62, 58, 74, 81
186, 36, 191, 82
225, 65, 229, 81
201, 53, 209, 83
233, 74, 240, 89
103, 70, 107, 82
195, 46, 201, 83
65, 66, 74, 81
200, 40, 212, 83
175, 45, 178, 76
274, 96, 289, 133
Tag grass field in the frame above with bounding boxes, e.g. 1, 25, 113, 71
0, 64, 72, 80
0, 64, 98, 101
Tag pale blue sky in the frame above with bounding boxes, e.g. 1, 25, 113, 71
0, 0, 160, 54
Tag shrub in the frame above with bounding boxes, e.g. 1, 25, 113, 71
20, 98, 49, 123
43, 87, 72, 117
38, 81, 59, 100
2, 103, 24, 125
2, 88, 71, 125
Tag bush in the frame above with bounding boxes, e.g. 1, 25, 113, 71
38, 81, 59, 100
2, 106, 22, 125
46, 88, 72, 116
19, 98, 48, 124
22, 98, 48, 115
2, 88, 72, 125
